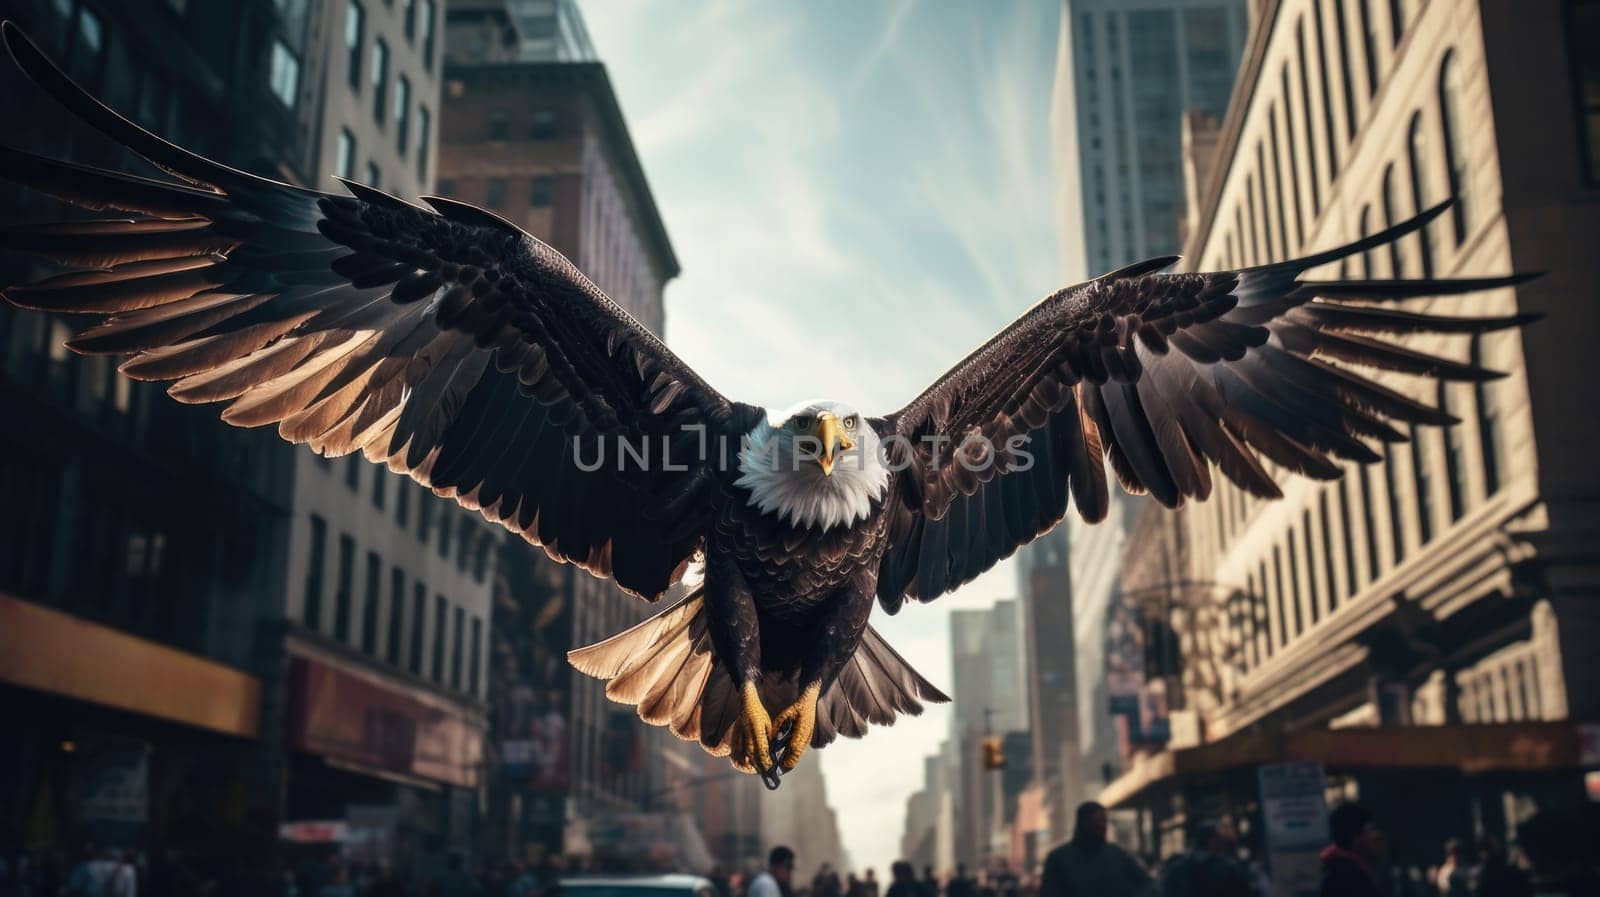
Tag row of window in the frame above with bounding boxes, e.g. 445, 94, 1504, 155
342, 0, 436, 181
302, 514, 483, 696
436, 175, 556, 212
322, 454, 495, 580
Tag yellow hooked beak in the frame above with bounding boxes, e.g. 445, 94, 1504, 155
813, 411, 856, 477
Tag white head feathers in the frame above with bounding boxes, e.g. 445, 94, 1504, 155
734, 400, 890, 531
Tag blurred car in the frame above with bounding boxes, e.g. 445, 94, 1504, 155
561, 874, 718, 897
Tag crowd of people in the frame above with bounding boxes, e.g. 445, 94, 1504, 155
4, 802, 1594, 897
811, 800, 1598, 897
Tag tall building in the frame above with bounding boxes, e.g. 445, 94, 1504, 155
1050, 0, 1250, 280
0, 0, 494, 871
507, 0, 596, 62
437, 36, 686, 861
947, 602, 1029, 867
1014, 527, 1080, 846
1100, 0, 1600, 876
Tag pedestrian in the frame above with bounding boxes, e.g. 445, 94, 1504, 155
434, 856, 483, 897
367, 862, 406, 897
919, 867, 939, 897
1469, 835, 1528, 897
947, 866, 975, 897
1319, 804, 1384, 897
1435, 840, 1472, 897
846, 874, 861, 897
320, 862, 356, 897
1516, 811, 1598, 897
886, 864, 919, 897
864, 870, 880, 897
1160, 818, 1253, 897
749, 848, 795, 897
1039, 802, 1153, 897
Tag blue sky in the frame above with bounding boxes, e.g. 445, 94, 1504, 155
581, 0, 1065, 873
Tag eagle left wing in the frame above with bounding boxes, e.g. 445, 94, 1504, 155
0, 23, 757, 601
875, 205, 1537, 611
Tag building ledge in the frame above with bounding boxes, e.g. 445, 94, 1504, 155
1099, 720, 1592, 808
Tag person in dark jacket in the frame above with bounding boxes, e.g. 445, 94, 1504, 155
1039, 802, 1153, 897
1469, 835, 1528, 897
1319, 804, 1384, 897
1160, 818, 1253, 897
886, 863, 920, 897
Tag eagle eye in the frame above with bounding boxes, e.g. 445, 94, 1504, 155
844, 415, 858, 430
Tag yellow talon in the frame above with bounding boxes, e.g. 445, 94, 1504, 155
732, 681, 774, 774
771, 682, 821, 771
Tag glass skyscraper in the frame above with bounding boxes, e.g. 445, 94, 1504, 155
1052, 0, 1249, 278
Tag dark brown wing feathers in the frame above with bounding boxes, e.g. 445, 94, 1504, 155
878, 201, 1538, 610
0, 23, 749, 601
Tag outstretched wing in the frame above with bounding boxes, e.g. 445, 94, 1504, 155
875, 204, 1537, 610
0, 23, 756, 600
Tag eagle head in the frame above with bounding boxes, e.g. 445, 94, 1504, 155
734, 399, 890, 531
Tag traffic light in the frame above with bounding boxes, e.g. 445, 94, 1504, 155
981, 735, 1006, 770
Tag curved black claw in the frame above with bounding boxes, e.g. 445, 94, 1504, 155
761, 719, 797, 790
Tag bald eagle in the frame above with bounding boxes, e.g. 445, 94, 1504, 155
0, 23, 1536, 787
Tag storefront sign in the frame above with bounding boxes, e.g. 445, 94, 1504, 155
287, 656, 484, 788
80, 736, 148, 825
279, 820, 350, 843
1257, 762, 1329, 897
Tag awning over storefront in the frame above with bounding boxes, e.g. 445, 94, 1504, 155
1101, 721, 1595, 807
0, 594, 260, 737
286, 650, 485, 789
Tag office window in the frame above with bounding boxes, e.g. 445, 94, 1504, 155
372, 466, 385, 509
450, 605, 464, 689
1295, 25, 1323, 214
485, 177, 507, 209
1276, 79, 1304, 249
269, 40, 300, 109
416, 105, 431, 181
1312, 2, 1341, 173
371, 36, 388, 123
336, 129, 357, 180
469, 616, 483, 696
418, 491, 434, 541
1471, 336, 1504, 495
1410, 425, 1435, 544
472, 536, 490, 582
1358, 0, 1380, 98
395, 75, 411, 154
1320, 493, 1340, 613
1358, 464, 1381, 580
1256, 141, 1279, 261
531, 109, 556, 139
1303, 512, 1322, 624
346, 454, 361, 490
1438, 53, 1477, 241
1338, 478, 1359, 600
1246, 173, 1263, 263
431, 595, 447, 682
456, 517, 472, 571
487, 110, 509, 141
387, 567, 405, 663
420, 0, 436, 68
1381, 164, 1406, 276
1331, 0, 1360, 141
395, 478, 410, 528
438, 508, 453, 558
1258, 560, 1273, 657
1439, 383, 1466, 522
361, 551, 381, 653
402, 0, 416, 40
304, 515, 327, 628
1572, 0, 1600, 184
345, 0, 364, 91
527, 175, 554, 208
333, 534, 354, 641
1388, 0, 1407, 46
365, 161, 381, 190
1357, 205, 1373, 277
1272, 547, 1289, 647
1406, 112, 1435, 277
409, 582, 426, 674
1383, 445, 1407, 564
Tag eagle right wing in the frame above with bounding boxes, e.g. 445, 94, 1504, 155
0, 23, 758, 600
875, 204, 1537, 610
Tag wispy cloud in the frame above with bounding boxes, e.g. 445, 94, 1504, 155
580, 0, 1062, 872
